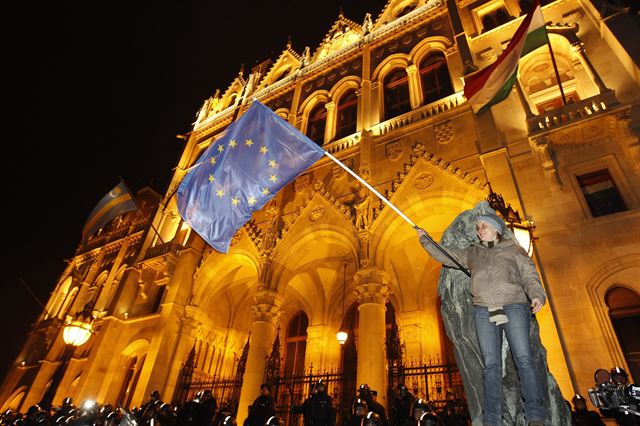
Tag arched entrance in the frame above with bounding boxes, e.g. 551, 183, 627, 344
606, 286, 640, 381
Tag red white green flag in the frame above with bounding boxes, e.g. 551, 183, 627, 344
463, 0, 548, 113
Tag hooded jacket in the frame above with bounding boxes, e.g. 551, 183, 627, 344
419, 236, 546, 307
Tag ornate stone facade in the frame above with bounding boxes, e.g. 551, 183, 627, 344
1, 1, 639, 424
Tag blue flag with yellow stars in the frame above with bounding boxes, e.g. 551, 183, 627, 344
177, 100, 326, 253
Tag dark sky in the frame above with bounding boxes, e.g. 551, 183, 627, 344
1, 1, 388, 387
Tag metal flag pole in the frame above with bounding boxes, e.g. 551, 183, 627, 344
322, 150, 471, 277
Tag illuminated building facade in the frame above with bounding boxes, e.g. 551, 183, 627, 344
1, 0, 638, 423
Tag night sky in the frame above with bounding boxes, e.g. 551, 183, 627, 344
1, 1, 389, 385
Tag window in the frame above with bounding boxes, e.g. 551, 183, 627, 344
480, 6, 513, 32
606, 287, 640, 382
384, 69, 412, 120
307, 103, 327, 146
336, 90, 358, 140
284, 311, 308, 376
419, 55, 453, 105
577, 169, 627, 217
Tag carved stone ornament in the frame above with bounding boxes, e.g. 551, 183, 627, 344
414, 173, 434, 189
355, 282, 391, 305
294, 173, 311, 193
412, 142, 426, 156
386, 141, 403, 161
434, 121, 454, 144
310, 206, 326, 221
230, 232, 242, 246
252, 291, 283, 324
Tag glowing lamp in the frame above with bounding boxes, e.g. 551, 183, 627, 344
336, 330, 348, 345
510, 223, 534, 257
63, 319, 93, 347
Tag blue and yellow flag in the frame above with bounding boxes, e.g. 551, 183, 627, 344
82, 181, 138, 241
177, 100, 326, 253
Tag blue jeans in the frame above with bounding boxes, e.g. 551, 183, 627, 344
474, 304, 545, 425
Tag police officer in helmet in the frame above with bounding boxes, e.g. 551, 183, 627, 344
570, 394, 605, 426
345, 398, 368, 426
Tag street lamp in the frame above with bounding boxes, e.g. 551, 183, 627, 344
40, 304, 94, 410
486, 185, 536, 256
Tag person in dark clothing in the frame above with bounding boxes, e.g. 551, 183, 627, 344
345, 398, 368, 426
598, 368, 640, 426
247, 384, 276, 426
571, 394, 605, 426
305, 380, 336, 426
392, 384, 415, 426
300, 383, 317, 426
201, 390, 218, 425
368, 391, 388, 426
177, 394, 207, 426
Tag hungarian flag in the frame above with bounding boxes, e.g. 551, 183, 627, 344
464, 0, 548, 113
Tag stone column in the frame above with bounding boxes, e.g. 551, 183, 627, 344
406, 64, 422, 109
573, 44, 608, 93
354, 268, 391, 409
324, 101, 336, 144
236, 290, 283, 425
305, 325, 331, 372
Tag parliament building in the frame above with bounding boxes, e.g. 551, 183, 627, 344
1, 0, 638, 424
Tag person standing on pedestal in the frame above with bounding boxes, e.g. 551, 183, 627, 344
417, 212, 547, 426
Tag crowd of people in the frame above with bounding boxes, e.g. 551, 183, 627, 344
1, 374, 635, 426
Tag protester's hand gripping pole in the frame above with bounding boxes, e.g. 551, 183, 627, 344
323, 151, 471, 277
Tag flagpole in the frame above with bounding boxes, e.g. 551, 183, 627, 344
119, 177, 165, 245
322, 150, 471, 277
546, 37, 567, 106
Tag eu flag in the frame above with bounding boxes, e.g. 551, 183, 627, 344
177, 100, 326, 253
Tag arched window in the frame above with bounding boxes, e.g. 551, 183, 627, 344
384, 69, 412, 120
116, 355, 146, 408
336, 90, 358, 140
307, 103, 327, 146
284, 311, 308, 376
606, 286, 640, 382
419, 54, 454, 105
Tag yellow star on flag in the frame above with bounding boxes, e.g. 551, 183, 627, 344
208, 174, 215, 183
247, 196, 257, 206
216, 189, 225, 198
268, 160, 278, 168
229, 140, 238, 148
260, 146, 268, 154
269, 174, 278, 183
245, 139, 254, 146
209, 157, 217, 165
231, 197, 240, 206
217, 145, 224, 153
262, 187, 270, 196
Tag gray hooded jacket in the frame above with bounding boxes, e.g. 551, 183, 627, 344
420, 236, 546, 307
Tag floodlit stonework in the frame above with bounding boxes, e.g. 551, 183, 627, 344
2, 0, 638, 424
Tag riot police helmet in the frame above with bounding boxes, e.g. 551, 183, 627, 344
610, 367, 628, 384
352, 398, 368, 417
150, 390, 161, 400
364, 411, 382, 426
316, 379, 327, 392
265, 416, 283, 426
222, 415, 237, 426
62, 397, 73, 407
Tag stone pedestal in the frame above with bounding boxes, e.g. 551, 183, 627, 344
354, 268, 391, 408
236, 290, 283, 425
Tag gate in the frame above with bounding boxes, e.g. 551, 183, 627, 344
387, 357, 464, 418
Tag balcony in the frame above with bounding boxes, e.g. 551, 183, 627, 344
527, 90, 620, 135
142, 240, 183, 274
372, 91, 466, 137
